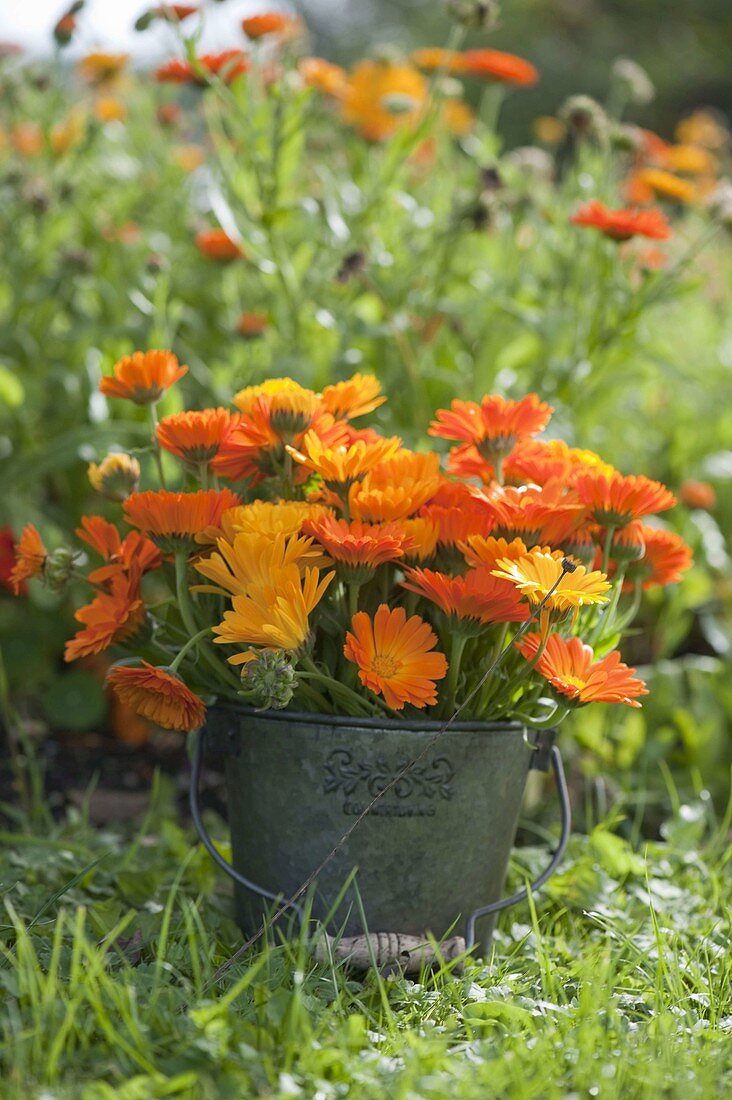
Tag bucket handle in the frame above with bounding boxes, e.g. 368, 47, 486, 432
190, 725, 570, 952
465, 736, 571, 950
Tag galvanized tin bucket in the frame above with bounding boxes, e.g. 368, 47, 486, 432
191, 706, 570, 956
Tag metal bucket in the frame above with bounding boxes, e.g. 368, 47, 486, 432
191, 706, 570, 956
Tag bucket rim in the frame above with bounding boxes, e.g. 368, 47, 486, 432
205, 702, 525, 734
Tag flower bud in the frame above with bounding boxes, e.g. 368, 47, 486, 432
558, 95, 609, 144
446, 0, 500, 31
240, 650, 297, 710
88, 452, 141, 502
44, 546, 76, 592
611, 57, 655, 106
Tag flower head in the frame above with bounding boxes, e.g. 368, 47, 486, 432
303, 515, 413, 580
77, 52, 128, 87
342, 60, 428, 141
461, 49, 539, 87
241, 12, 303, 39
403, 566, 529, 633
298, 57, 348, 97
575, 471, 675, 527
123, 489, 241, 550
65, 571, 145, 662
107, 662, 205, 731
628, 168, 696, 205
237, 311, 269, 337
571, 200, 671, 241
195, 228, 244, 261
516, 633, 648, 708
492, 550, 610, 614
156, 51, 250, 85
320, 374, 385, 420
76, 515, 162, 583
288, 430, 401, 490
100, 350, 187, 405
349, 450, 442, 522
429, 394, 553, 462
195, 531, 320, 596
625, 526, 693, 589
344, 604, 448, 710
9, 523, 47, 594
156, 408, 239, 466
88, 453, 141, 501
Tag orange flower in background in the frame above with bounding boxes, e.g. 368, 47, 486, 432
344, 604, 448, 710
571, 201, 671, 241
124, 489, 241, 548
575, 471, 675, 527
400, 516, 440, 562
503, 439, 612, 488
95, 97, 127, 124
64, 571, 145, 662
303, 516, 414, 576
660, 144, 716, 176
627, 168, 696, 205
320, 374, 385, 420
156, 408, 240, 466
0, 527, 20, 593
156, 51, 250, 86
151, 4, 199, 21
9, 523, 47, 594
107, 662, 205, 731
237, 311, 269, 337
289, 431, 401, 489
516, 633, 648, 708
675, 110, 728, 151
342, 60, 428, 141
493, 550, 610, 615
410, 48, 466, 73
100, 349, 188, 405
77, 52, 129, 87
625, 526, 693, 589
429, 394, 553, 462
76, 516, 162, 583
241, 12, 303, 39
480, 484, 586, 547
679, 479, 716, 511
195, 228, 244, 261
461, 49, 539, 87
402, 567, 529, 629
12, 123, 43, 157
349, 450, 442, 522
157, 103, 182, 126
299, 57, 349, 98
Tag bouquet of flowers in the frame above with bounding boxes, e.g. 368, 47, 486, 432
10, 349, 692, 733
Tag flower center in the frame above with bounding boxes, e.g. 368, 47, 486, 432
371, 653, 400, 678
560, 674, 587, 691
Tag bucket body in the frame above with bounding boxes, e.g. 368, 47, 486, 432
205, 706, 533, 950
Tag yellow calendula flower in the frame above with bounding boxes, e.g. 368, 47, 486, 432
197, 501, 332, 546
233, 378, 321, 435
195, 531, 322, 597
349, 450, 442, 522
212, 564, 335, 661
88, 453, 141, 502
492, 550, 610, 612
288, 430, 401, 489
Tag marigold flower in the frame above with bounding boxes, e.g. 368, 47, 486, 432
233, 378, 320, 436
574, 471, 675, 527
288, 430, 401, 489
342, 61, 428, 142
9, 523, 47, 594
241, 12, 303, 39
571, 200, 671, 242
303, 516, 413, 580
88, 453, 141, 501
629, 168, 696, 205
492, 550, 610, 614
213, 564, 334, 660
460, 49, 539, 87
174, 145, 205, 173
503, 439, 613, 488
298, 57, 348, 98
429, 394, 553, 462
198, 500, 330, 545
344, 603, 448, 710
660, 144, 716, 176
76, 516, 162, 584
675, 110, 728, 151
156, 51, 250, 86
400, 516, 440, 562
516, 633, 648, 708
195, 228, 244, 261
402, 566, 529, 631
320, 373, 385, 420
123, 489, 241, 550
156, 408, 239, 466
679, 479, 716, 511
237, 311, 269, 337
419, 482, 495, 547
195, 531, 320, 596
410, 48, 466, 73
65, 571, 145, 662
100, 349, 188, 405
107, 662, 205, 731
480, 484, 586, 547
77, 52, 128, 87
349, 450, 442, 522
625, 526, 693, 589
94, 97, 127, 124
461, 534, 531, 569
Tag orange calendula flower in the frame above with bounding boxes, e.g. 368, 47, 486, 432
429, 394, 553, 463
9, 523, 47, 594
625, 526, 693, 589
461, 49, 539, 87
571, 200, 671, 241
679, 480, 716, 511
65, 571, 145, 662
503, 439, 613, 488
198, 500, 331, 545
403, 566, 529, 632
107, 662, 205, 731
342, 60, 428, 142
298, 57, 348, 98
410, 48, 466, 73
156, 408, 240, 466
349, 450, 442, 522
628, 168, 696, 205
303, 516, 414, 580
288, 430, 401, 490
492, 550, 610, 615
461, 535, 531, 569
516, 633, 648, 708
241, 12, 303, 39
77, 52, 129, 87
123, 489, 241, 550
233, 378, 320, 437
76, 516, 162, 583
156, 51, 250, 86
320, 374, 385, 420
151, 4, 199, 22
195, 531, 320, 596
481, 484, 587, 548
237, 311, 269, 337
100, 349, 188, 405
400, 516, 440, 562
575, 471, 675, 527
213, 564, 334, 660
344, 604, 448, 710
195, 228, 245, 261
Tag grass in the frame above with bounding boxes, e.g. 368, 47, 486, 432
0, 771, 731, 1099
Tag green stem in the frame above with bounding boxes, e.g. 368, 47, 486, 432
148, 403, 167, 489
174, 550, 240, 690
169, 627, 213, 674
348, 581, 361, 620
446, 633, 468, 716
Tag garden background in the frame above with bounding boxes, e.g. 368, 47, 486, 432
1, 0, 731, 1096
